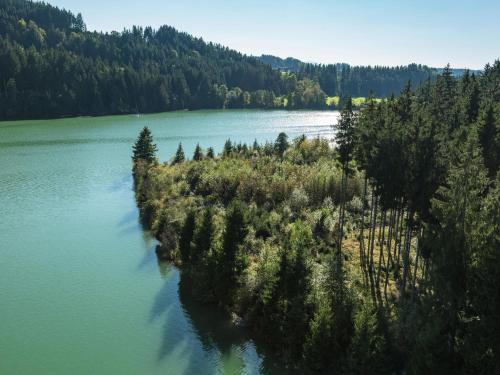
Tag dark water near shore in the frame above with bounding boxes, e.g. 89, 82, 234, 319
0, 109, 339, 374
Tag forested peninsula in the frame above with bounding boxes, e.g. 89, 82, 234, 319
133, 64, 500, 374
1, 0, 435, 120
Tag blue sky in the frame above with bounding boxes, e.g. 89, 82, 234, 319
49, 0, 499, 69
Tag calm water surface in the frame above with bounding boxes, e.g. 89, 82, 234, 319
0, 110, 339, 375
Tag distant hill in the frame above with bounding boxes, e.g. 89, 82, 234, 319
0, 0, 466, 120
435, 67, 482, 77
258, 54, 437, 97
259, 54, 481, 78
0, 0, 288, 119
259, 54, 302, 72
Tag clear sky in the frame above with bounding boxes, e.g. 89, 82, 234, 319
48, 0, 499, 69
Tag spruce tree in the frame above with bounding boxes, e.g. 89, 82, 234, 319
223, 139, 233, 157
334, 96, 356, 258
132, 126, 157, 163
216, 201, 248, 305
191, 207, 214, 265
252, 139, 260, 151
179, 210, 196, 265
206, 147, 215, 159
478, 102, 499, 178
171, 142, 185, 165
418, 130, 489, 372
193, 143, 203, 161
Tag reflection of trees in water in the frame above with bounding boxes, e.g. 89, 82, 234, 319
150, 263, 212, 375
176, 266, 296, 375
147, 257, 295, 374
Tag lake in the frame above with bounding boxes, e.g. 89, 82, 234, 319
0, 109, 339, 375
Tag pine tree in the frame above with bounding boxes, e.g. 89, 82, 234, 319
274, 132, 289, 158
334, 96, 356, 259
327, 250, 354, 365
252, 139, 260, 151
132, 126, 157, 163
179, 210, 196, 265
171, 142, 185, 165
223, 139, 233, 157
191, 207, 214, 265
418, 130, 489, 372
216, 201, 248, 305
478, 102, 499, 178
193, 143, 203, 161
206, 147, 215, 159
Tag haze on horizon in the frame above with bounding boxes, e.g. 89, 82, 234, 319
43, 0, 499, 70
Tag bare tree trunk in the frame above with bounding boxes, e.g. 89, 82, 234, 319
376, 209, 387, 299
368, 192, 378, 304
384, 206, 396, 304
396, 206, 405, 281
401, 212, 414, 296
359, 175, 368, 287
411, 224, 423, 299
338, 163, 348, 263
393, 201, 402, 262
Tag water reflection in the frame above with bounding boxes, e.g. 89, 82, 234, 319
150, 260, 295, 375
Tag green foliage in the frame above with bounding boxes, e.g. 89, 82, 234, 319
132, 126, 157, 163
215, 200, 248, 306
194, 207, 214, 260
334, 97, 356, 168
179, 210, 196, 265
348, 304, 390, 374
206, 147, 215, 159
274, 132, 289, 158
193, 143, 203, 161
132, 59, 500, 372
223, 139, 233, 157
171, 143, 185, 165
478, 102, 499, 178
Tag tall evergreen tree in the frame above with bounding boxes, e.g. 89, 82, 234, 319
171, 142, 185, 165
223, 139, 233, 157
193, 143, 203, 161
478, 102, 499, 178
179, 210, 196, 265
132, 126, 157, 163
216, 201, 248, 305
191, 207, 214, 265
274, 132, 289, 158
416, 130, 489, 372
206, 147, 215, 159
334, 96, 356, 257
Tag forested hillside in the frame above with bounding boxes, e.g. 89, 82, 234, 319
133, 62, 500, 373
0, 0, 290, 119
2, 0, 439, 120
259, 54, 437, 97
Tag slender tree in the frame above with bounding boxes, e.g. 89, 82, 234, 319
193, 143, 203, 161
334, 97, 356, 260
206, 147, 215, 159
179, 210, 196, 265
216, 201, 248, 305
274, 132, 289, 158
171, 142, 185, 165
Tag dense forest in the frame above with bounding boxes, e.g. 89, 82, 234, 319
133, 62, 500, 374
2, 0, 436, 120
261, 54, 437, 97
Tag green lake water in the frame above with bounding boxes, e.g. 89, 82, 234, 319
0, 109, 339, 375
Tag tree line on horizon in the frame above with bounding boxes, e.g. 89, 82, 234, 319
2, 0, 438, 120
132, 61, 500, 373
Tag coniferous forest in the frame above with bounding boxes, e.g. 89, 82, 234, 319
1, 0, 436, 120
133, 63, 500, 374
2, 0, 498, 373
